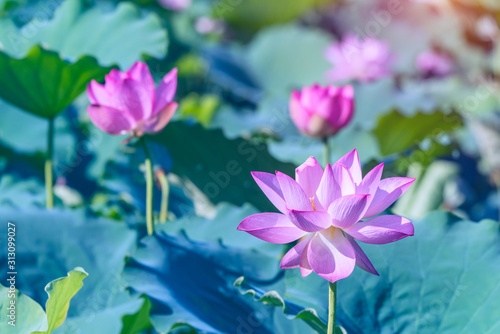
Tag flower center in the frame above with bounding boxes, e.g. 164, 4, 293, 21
311, 198, 316, 211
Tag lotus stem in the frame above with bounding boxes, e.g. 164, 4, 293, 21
157, 169, 170, 223
45, 117, 55, 209
327, 281, 337, 334
141, 137, 154, 235
323, 137, 330, 166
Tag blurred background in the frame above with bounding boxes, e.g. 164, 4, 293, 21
1, 0, 500, 333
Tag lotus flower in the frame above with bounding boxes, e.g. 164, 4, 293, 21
325, 34, 393, 83
87, 62, 178, 136
290, 84, 354, 138
416, 50, 454, 78
237, 150, 415, 283
158, 0, 191, 11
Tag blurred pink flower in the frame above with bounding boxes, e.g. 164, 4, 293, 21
158, 0, 191, 11
238, 150, 415, 283
87, 62, 178, 136
416, 50, 454, 78
289, 84, 354, 138
325, 34, 393, 83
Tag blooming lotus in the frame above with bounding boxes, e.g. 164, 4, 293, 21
290, 84, 354, 138
238, 150, 415, 283
325, 34, 393, 83
87, 62, 178, 136
416, 50, 454, 78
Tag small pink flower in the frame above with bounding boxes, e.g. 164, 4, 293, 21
325, 34, 393, 83
290, 84, 354, 138
416, 50, 454, 78
238, 150, 415, 283
87, 62, 178, 136
158, 0, 191, 11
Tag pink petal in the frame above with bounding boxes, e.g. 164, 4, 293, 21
87, 80, 109, 106
142, 102, 178, 133
295, 157, 323, 199
102, 78, 154, 123
333, 163, 356, 196
128, 62, 155, 90
104, 69, 126, 93
280, 235, 312, 269
251, 172, 287, 214
155, 68, 178, 114
237, 213, 306, 244
276, 171, 312, 211
87, 105, 136, 135
316, 164, 341, 209
289, 90, 311, 133
307, 228, 356, 283
300, 238, 313, 277
328, 194, 370, 228
357, 163, 383, 195
363, 177, 415, 218
300, 84, 328, 110
334, 85, 355, 128
345, 234, 379, 275
288, 210, 331, 232
336, 149, 362, 185
343, 215, 414, 245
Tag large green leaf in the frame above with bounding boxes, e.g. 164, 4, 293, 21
373, 110, 463, 156
33, 268, 88, 334
0, 209, 143, 334
124, 203, 286, 333
0, 0, 168, 67
235, 211, 500, 333
150, 121, 296, 212
0, 284, 47, 333
246, 24, 332, 96
213, 0, 333, 32
0, 46, 112, 118
120, 297, 153, 334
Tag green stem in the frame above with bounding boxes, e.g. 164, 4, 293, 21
323, 137, 330, 166
327, 282, 337, 334
45, 118, 55, 209
158, 170, 170, 223
141, 137, 154, 235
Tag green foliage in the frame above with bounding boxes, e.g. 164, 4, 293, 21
0, 46, 112, 118
124, 203, 284, 333
150, 121, 296, 212
179, 93, 220, 126
0, 208, 143, 334
0, 283, 47, 333
33, 268, 88, 334
120, 296, 153, 334
373, 109, 463, 156
213, 0, 334, 32
0, 0, 168, 67
246, 24, 332, 96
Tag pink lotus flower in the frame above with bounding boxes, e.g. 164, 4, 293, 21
290, 84, 354, 138
325, 34, 393, 83
158, 0, 191, 11
416, 50, 454, 78
238, 150, 415, 283
87, 62, 178, 136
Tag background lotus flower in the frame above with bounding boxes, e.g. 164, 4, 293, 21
238, 150, 415, 283
416, 50, 454, 78
158, 0, 191, 11
87, 62, 178, 136
290, 84, 354, 138
325, 34, 393, 83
